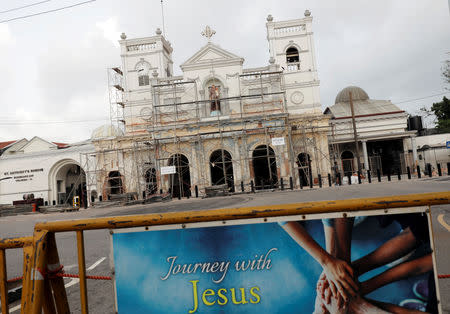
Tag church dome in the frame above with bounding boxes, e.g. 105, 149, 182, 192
335, 86, 369, 104
91, 124, 124, 140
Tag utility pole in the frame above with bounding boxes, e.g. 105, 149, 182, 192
349, 91, 362, 173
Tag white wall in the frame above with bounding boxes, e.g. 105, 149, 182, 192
0, 143, 95, 205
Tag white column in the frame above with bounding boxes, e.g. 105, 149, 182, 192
411, 136, 418, 166
362, 140, 369, 171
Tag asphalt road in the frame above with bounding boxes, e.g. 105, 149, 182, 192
1, 177, 450, 313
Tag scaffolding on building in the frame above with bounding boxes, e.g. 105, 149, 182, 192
81, 64, 335, 202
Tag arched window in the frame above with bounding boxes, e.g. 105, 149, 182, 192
286, 47, 300, 71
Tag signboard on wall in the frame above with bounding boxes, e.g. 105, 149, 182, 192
271, 137, 285, 146
112, 209, 438, 313
2, 168, 44, 182
446, 141, 450, 149
160, 166, 176, 175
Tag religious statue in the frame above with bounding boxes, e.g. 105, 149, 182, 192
209, 84, 221, 116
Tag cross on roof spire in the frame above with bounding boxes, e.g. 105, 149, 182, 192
201, 25, 216, 42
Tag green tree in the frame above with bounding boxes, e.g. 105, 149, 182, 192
430, 96, 450, 133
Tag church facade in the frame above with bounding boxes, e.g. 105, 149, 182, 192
91, 11, 331, 200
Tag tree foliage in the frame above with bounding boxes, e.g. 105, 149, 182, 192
430, 96, 450, 133
443, 59, 450, 87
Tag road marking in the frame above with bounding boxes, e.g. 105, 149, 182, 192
87, 257, 106, 271
8, 257, 106, 313
437, 214, 450, 232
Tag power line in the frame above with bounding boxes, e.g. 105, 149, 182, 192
0, 0, 53, 14
394, 92, 449, 104
0, 0, 96, 24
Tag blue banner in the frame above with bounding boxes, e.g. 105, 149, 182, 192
113, 212, 436, 313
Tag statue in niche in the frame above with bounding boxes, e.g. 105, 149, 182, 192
209, 84, 221, 116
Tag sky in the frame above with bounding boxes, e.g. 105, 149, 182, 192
0, 0, 449, 143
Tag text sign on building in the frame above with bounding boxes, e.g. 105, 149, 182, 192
271, 137, 285, 146
446, 141, 450, 149
160, 166, 176, 175
111, 209, 438, 313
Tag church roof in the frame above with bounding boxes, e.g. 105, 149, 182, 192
325, 86, 404, 119
335, 86, 369, 104
0, 140, 17, 150
91, 124, 124, 140
325, 99, 404, 119
180, 42, 244, 71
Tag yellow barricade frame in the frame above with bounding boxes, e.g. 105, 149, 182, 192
0, 191, 448, 313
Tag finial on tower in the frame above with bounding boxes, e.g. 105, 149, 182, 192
304, 10, 311, 17
201, 25, 216, 42
120, 32, 127, 40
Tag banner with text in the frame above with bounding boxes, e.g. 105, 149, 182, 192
112, 211, 437, 313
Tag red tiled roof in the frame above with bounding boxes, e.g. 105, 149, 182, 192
0, 140, 17, 149
52, 142, 68, 148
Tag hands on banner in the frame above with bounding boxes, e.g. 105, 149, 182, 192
280, 214, 435, 314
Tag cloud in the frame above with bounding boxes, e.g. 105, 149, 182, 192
1, 0, 449, 142
96, 17, 121, 47
32, 17, 121, 141
0, 24, 14, 46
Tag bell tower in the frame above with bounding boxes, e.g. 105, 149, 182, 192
119, 28, 173, 92
266, 11, 321, 114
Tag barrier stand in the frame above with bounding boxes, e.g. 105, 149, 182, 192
47, 233, 70, 313
77, 231, 88, 313
42, 278, 56, 314
0, 249, 7, 314
0, 237, 34, 314
30, 230, 49, 314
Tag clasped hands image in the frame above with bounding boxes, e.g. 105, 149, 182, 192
280, 213, 434, 314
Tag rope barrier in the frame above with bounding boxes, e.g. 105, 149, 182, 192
7, 276, 23, 283
6, 264, 112, 283
438, 274, 450, 279
55, 273, 112, 281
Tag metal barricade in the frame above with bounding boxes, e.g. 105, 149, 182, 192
0, 191, 449, 313
0, 237, 33, 314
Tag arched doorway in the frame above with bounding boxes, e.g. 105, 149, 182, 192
209, 149, 234, 192
53, 163, 87, 206
107, 171, 123, 197
145, 168, 158, 196
168, 154, 191, 198
252, 145, 278, 190
297, 153, 311, 187
341, 151, 354, 176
